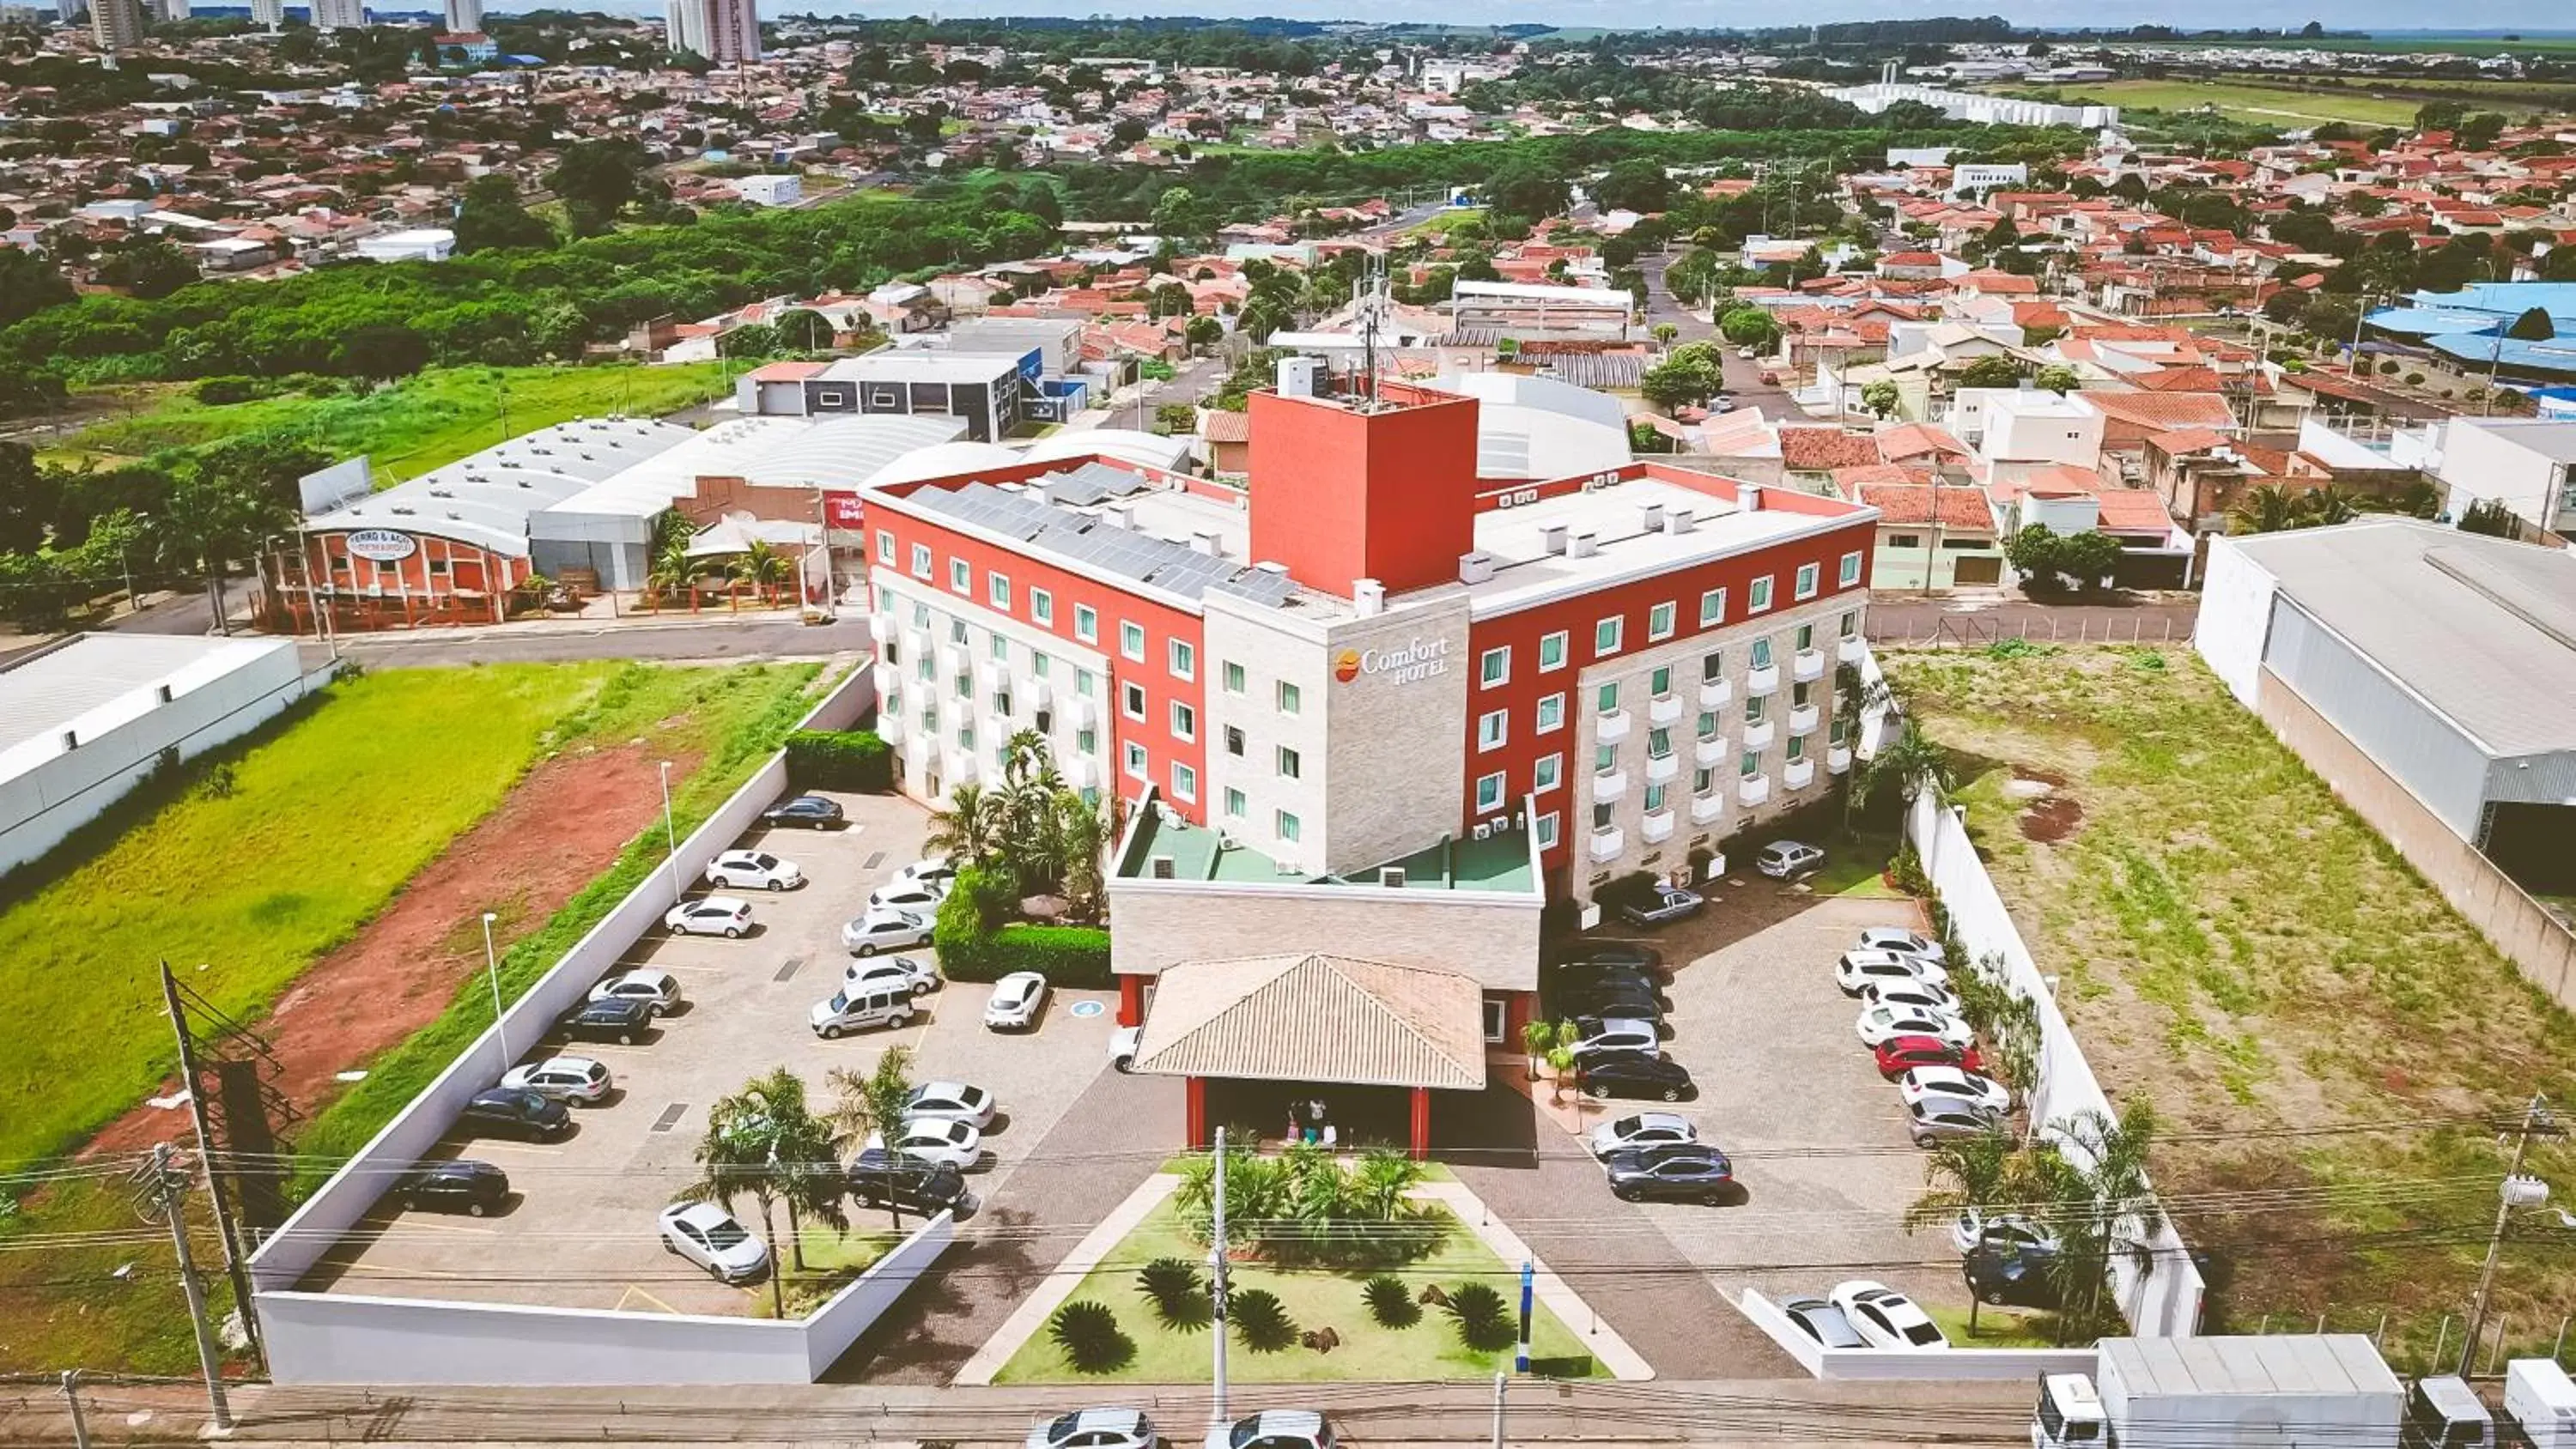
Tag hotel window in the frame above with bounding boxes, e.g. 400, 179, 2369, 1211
1594, 615, 1623, 657
1787, 735, 1807, 762
1595, 682, 1619, 713
991, 634, 1010, 661
950, 558, 970, 595
1647, 726, 1671, 760
1697, 710, 1719, 740
1475, 772, 1506, 813
1840, 550, 1864, 587
1796, 622, 1815, 651
993, 688, 1012, 717
954, 673, 972, 700
1534, 753, 1562, 792
1889, 534, 1922, 549
1172, 762, 1198, 803
1793, 681, 1813, 708
958, 726, 976, 752
1075, 604, 1098, 643
951, 619, 969, 645
910, 543, 932, 579
911, 601, 930, 627
1795, 562, 1820, 599
1648, 601, 1676, 640
1699, 587, 1727, 627
1277, 810, 1302, 843
1477, 709, 1507, 751
1539, 630, 1569, 671
990, 573, 1012, 609
1693, 766, 1714, 794
1124, 742, 1148, 779
1702, 649, 1724, 682
1170, 640, 1194, 681
1224, 661, 1246, 694
1748, 575, 1774, 613
1479, 646, 1510, 687
1650, 665, 1673, 698
1121, 621, 1146, 662
1536, 693, 1565, 733
922, 704, 939, 731
1534, 812, 1559, 849
1645, 783, 1668, 813
1839, 610, 1858, 639
875, 530, 895, 566
1740, 750, 1762, 779
1122, 682, 1146, 720
1278, 681, 1302, 716
1076, 669, 1096, 697
914, 656, 933, 682
1032, 653, 1051, 678
1746, 694, 1767, 724
1224, 787, 1247, 819
1030, 587, 1054, 625
1831, 717, 1849, 745
1592, 801, 1614, 830
1278, 745, 1301, 779
1225, 726, 1245, 757
1170, 701, 1195, 742
1077, 726, 1097, 755
1595, 743, 1618, 773
1752, 637, 1775, 670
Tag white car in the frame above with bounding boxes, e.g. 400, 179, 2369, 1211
843, 955, 939, 997
867, 878, 950, 913
867, 1118, 983, 1169
1030, 1409, 1156, 1449
903, 1081, 997, 1128
842, 907, 933, 956
1898, 1066, 2010, 1117
1571, 1016, 1659, 1056
659, 1202, 769, 1284
1837, 949, 1950, 995
1856, 927, 1941, 958
1860, 977, 1962, 1016
1755, 840, 1825, 878
589, 969, 680, 1016
704, 850, 801, 892
894, 856, 958, 891
1856, 1003, 1972, 1050
1207, 1410, 1336, 1449
665, 896, 753, 937
983, 971, 1048, 1029
1949, 1209, 2058, 1258
1109, 1025, 1141, 1072
809, 985, 915, 1038
498, 1056, 612, 1103
1587, 1111, 1698, 1159
1831, 1280, 1947, 1349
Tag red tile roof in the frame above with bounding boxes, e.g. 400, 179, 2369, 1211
1778, 426, 1885, 471
1856, 480, 1997, 530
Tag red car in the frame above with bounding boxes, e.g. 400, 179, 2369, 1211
1874, 1034, 1985, 1079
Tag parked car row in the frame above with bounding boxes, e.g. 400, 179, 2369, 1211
1838, 929, 2015, 1149
1027, 1408, 1338, 1449
1544, 943, 1700, 1106
1780, 1281, 1951, 1351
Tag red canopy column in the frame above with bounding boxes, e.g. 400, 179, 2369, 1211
1409, 1087, 1431, 1161
1119, 974, 1145, 1028
1185, 1076, 1207, 1149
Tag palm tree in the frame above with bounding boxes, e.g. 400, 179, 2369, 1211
925, 782, 1005, 870
2299, 486, 2361, 526
823, 1046, 917, 1228
1053, 791, 1109, 923
647, 535, 700, 609
1350, 1148, 1424, 1222
732, 539, 791, 604
1852, 718, 1953, 817
681, 1066, 841, 1316
2228, 483, 2306, 535
1903, 1122, 2026, 1333
1521, 1019, 1580, 1102
2034, 1104, 2166, 1342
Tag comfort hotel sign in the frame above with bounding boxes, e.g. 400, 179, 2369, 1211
1333, 637, 1451, 686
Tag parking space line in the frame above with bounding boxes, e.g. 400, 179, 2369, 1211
465, 1142, 566, 1156
381, 1219, 501, 1237
616, 1285, 685, 1315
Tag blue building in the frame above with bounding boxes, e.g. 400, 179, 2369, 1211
2364, 282, 2576, 386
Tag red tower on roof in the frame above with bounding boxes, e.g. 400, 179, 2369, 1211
1245, 386, 1481, 599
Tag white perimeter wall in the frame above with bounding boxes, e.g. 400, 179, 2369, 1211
250, 664, 894, 1384
1739, 1289, 2097, 1380
2192, 536, 2277, 708
1907, 789, 2206, 1339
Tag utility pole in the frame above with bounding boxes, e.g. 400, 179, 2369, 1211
1490, 1370, 1507, 1449
60, 1373, 90, 1449
158, 961, 262, 1367
2462, 1094, 2556, 1375
1208, 1125, 1230, 1434
133, 1144, 234, 1432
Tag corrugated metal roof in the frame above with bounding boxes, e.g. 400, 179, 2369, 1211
2103, 1334, 2399, 1397
1127, 954, 1486, 1090
909, 478, 1294, 609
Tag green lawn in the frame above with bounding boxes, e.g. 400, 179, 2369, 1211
1926, 1304, 2063, 1349
996, 1197, 1602, 1382
2008, 79, 2433, 126
1406, 207, 1488, 239
54, 361, 732, 483
1884, 646, 2576, 1339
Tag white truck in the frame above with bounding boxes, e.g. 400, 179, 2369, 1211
2507, 1360, 2576, 1449
2034, 1335, 2404, 1449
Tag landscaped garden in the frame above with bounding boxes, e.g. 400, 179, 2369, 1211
999, 1144, 1601, 1383
1883, 643, 2576, 1369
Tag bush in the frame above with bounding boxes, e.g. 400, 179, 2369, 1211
191, 374, 272, 404
1230, 1287, 1297, 1352
1138, 1257, 1205, 1326
1364, 1274, 1420, 1328
1049, 1300, 1133, 1372
934, 864, 1113, 985
1444, 1281, 1514, 1350
784, 729, 890, 791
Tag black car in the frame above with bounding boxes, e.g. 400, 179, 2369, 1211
1575, 1052, 1696, 1102
848, 1149, 969, 1216
459, 1088, 571, 1141
1965, 1242, 2060, 1308
1552, 942, 1667, 977
1603, 1142, 1735, 1203
398, 1160, 510, 1216
1552, 980, 1666, 1022
762, 794, 845, 828
560, 996, 653, 1045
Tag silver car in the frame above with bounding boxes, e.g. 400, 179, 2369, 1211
588, 969, 680, 1016
498, 1055, 611, 1104
1907, 1093, 2005, 1148
1587, 1111, 1698, 1159
841, 907, 933, 956
1028, 1409, 1155, 1449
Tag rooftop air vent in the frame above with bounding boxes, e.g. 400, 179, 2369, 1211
1458, 550, 1496, 585
1665, 507, 1695, 536
1352, 578, 1386, 617
1149, 854, 1176, 880
1378, 866, 1406, 888
1570, 531, 1598, 559
1640, 502, 1665, 532
1540, 523, 1569, 555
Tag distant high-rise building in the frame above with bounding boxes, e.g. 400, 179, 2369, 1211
89, 0, 144, 51
663, 0, 754, 62
440, 0, 477, 33
57, 0, 90, 25
248, 0, 281, 24
153, 0, 187, 21
310, 0, 362, 28
662, 0, 701, 57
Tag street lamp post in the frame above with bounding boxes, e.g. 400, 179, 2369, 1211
481, 911, 507, 1063
659, 761, 681, 906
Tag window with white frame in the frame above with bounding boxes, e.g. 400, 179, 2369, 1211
1749, 575, 1774, 612
1536, 693, 1565, 733
1796, 622, 1815, 651
1170, 701, 1195, 742
1121, 682, 1146, 720
1170, 639, 1194, 681
1277, 745, 1301, 779
1474, 772, 1506, 813
1479, 646, 1510, 688
990, 573, 1012, 609
1839, 609, 1858, 639
1477, 709, 1507, 750
1697, 710, 1719, 740
1031, 588, 1054, 625
1839, 550, 1863, 586
1124, 741, 1148, 779
910, 543, 932, 579
1594, 615, 1623, 657
1699, 586, 1727, 626
1535, 812, 1559, 849
1650, 665, 1673, 698
1224, 661, 1246, 694
911, 601, 929, 627
1224, 787, 1247, 819
1591, 801, 1614, 830
1595, 743, 1617, 773
1224, 725, 1244, 757
876, 530, 896, 566
1648, 601, 1676, 640
1534, 753, 1562, 792
1693, 766, 1714, 794
1702, 648, 1724, 682
1075, 604, 1098, 643
1278, 681, 1301, 716
1539, 630, 1568, 670
1644, 782, 1668, 813
1787, 734, 1806, 762
1746, 694, 1767, 724
950, 619, 969, 645
1076, 669, 1095, 697
1795, 562, 1820, 599
949, 558, 970, 594
990, 634, 1009, 661
1277, 810, 1301, 843
1120, 621, 1145, 662
1595, 681, 1619, 713
1172, 762, 1198, 802
1740, 749, 1761, 779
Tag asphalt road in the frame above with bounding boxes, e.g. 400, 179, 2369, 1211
1639, 250, 1796, 420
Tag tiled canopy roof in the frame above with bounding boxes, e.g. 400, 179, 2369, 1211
1128, 954, 1487, 1091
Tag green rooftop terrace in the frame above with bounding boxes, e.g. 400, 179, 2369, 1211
1114, 801, 1538, 895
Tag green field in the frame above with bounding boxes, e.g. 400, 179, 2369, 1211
52, 361, 732, 483
1886, 646, 2576, 1354
2168, 33, 2576, 58
2016, 79, 2433, 126
996, 1196, 1601, 1383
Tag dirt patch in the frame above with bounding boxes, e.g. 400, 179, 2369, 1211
83, 742, 677, 1159
2019, 793, 2086, 843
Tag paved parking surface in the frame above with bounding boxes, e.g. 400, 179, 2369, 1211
301, 788, 1133, 1319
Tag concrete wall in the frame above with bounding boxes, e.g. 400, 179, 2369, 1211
258, 1210, 951, 1385
2264, 600, 2494, 841
0, 639, 308, 877
1109, 877, 1543, 994
2193, 535, 2277, 708
1320, 591, 1473, 875
252, 665, 873, 1304
1907, 789, 2206, 1339
2255, 670, 2576, 1009
1740, 1289, 2098, 1379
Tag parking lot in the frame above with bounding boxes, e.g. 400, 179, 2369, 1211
298, 786, 1127, 1319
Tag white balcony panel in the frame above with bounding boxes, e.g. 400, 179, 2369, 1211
869, 613, 896, 645
1595, 709, 1632, 745
1737, 774, 1771, 807
1747, 664, 1781, 695
1694, 737, 1728, 767
1591, 768, 1630, 803
1784, 759, 1817, 791
1589, 828, 1626, 864
1690, 792, 1725, 825
1789, 704, 1820, 736
876, 714, 906, 746
1648, 694, 1685, 726
1640, 809, 1675, 844
1829, 745, 1854, 774
1838, 635, 1868, 664
1644, 752, 1680, 784
1793, 649, 1826, 682
1741, 719, 1776, 752
1698, 677, 1733, 710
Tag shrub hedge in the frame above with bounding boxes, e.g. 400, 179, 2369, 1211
784, 729, 891, 792
933, 864, 1114, 985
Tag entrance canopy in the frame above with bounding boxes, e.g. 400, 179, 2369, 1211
1127, 953, 1486, 1093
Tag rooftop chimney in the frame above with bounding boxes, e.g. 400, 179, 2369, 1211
1740, 486, 1764, 512
1352, 578, 1387, 616
1664, 507, 1696, 536
1541, 523, 1570, 555
1570, 531, 1599, 559
1458, 550, 1496, 585
1640, 502, 1665, 532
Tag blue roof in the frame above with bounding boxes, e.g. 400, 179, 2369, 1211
2365, 305, 2504, 338
2401, 282, 2576, 318
2423, 335, 2576, 379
